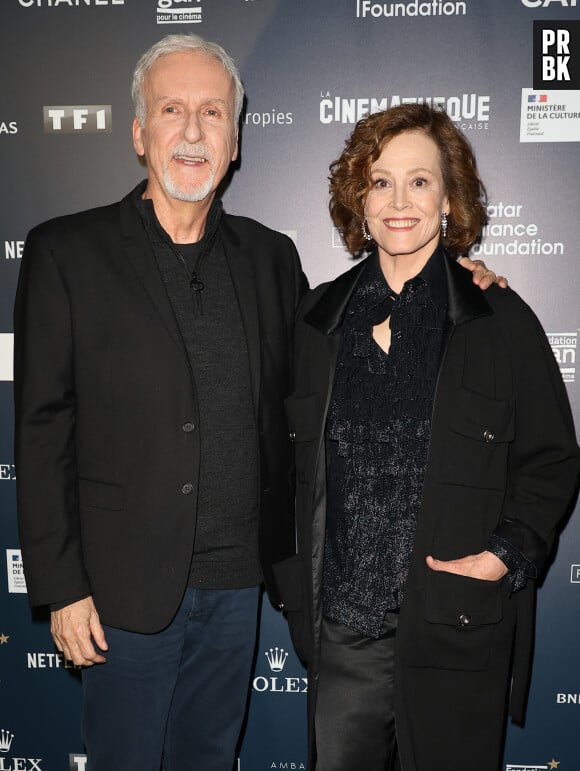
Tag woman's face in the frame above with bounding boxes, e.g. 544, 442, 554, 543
364, 129, 449, 269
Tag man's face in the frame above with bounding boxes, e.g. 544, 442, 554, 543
133, 50, 238, 204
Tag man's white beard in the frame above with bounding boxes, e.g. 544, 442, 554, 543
163, 142, 215, 202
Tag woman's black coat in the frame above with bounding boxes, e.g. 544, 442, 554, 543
274, 251, 580, 771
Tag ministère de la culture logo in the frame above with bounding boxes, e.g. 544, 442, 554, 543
355, 0, 468, 19
505, 761, 561, 770
5, 549, 27, 594
157, 0, 202, 25
43, 106, 112, 135
0, 729, 43, 771
319, 92, 490, 131
252, 647, 308, 694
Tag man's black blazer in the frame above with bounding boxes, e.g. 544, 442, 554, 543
14, 183, 307, 633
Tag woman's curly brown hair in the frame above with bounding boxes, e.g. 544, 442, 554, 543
329, 103, 487, 258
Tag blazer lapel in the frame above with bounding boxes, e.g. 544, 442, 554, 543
221, 219, 261, 417
304, 258, 368, 436
119, 190, 189, 362
304, 258, 367, 335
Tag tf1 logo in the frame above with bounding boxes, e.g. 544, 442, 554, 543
43, 106, 112, 134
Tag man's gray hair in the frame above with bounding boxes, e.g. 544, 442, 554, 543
132, 34, 244, 127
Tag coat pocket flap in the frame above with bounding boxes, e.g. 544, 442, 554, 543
451, 389, 514, 444
284, 393, 320, 442
424, 570, 503, 627
78, 478, 124, 511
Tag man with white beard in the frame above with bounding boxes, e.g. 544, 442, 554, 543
14, 34, 307, 771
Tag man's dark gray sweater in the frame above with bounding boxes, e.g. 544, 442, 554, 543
135, 189, 261, 590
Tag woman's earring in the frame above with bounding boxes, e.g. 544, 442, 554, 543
361, 219, 373, 241
441, 211, 448, 238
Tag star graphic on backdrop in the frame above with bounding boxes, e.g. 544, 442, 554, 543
548, 760, 560, 769
0, 633, 9, 645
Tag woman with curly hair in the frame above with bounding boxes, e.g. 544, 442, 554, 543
275, 104, 579, 771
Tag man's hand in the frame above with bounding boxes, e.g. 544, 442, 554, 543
426, 551, 508, 582
51, 596, 108, 666
458, 256, 508, 290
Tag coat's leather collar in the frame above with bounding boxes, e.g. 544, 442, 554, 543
304, 247, 492, 336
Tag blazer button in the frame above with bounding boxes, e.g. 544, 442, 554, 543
182, 422, 195, 433
181, 482, 194, 495
289, 431, 296, 443
483, 429, 495, 443
459, 613, 471, 627
277, 602, 285, 611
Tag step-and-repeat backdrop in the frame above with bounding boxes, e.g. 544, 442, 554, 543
1, 1, 579, 770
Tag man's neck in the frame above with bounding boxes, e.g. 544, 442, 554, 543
142, 184, 215, 244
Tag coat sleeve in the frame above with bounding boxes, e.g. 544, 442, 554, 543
13, 225, 91, 607
492, 292, 580, 573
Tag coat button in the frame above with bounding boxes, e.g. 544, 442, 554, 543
289, 431, 296, 443
459, 613, 471, 627
182, 422, 195, 433
181, 482, 194, 495
277, 602, 285, 611
483, 429, 495, 443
